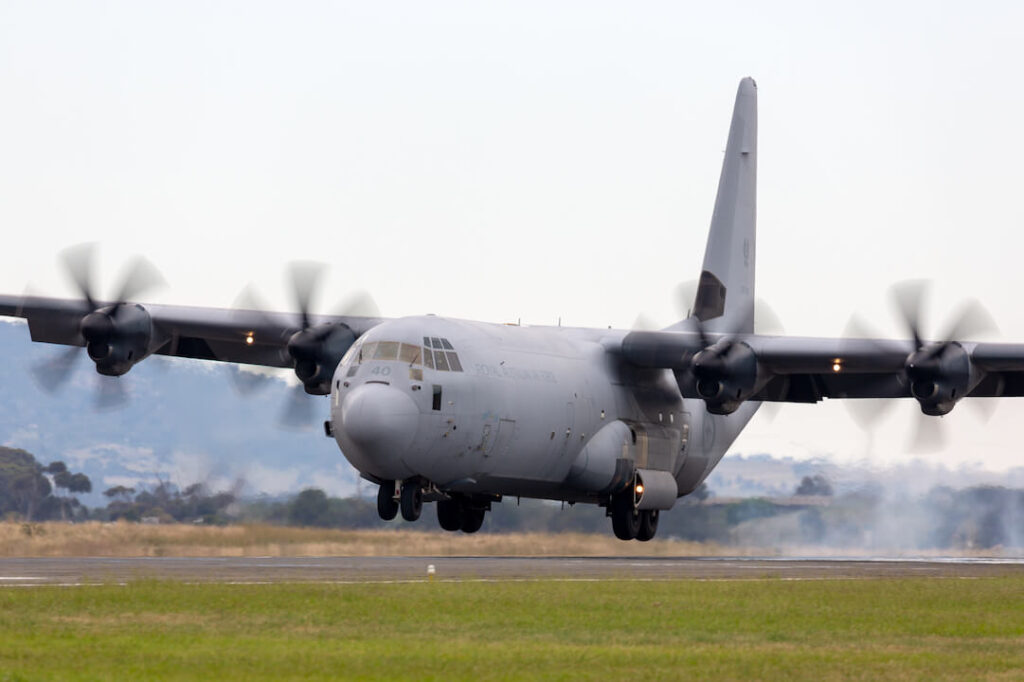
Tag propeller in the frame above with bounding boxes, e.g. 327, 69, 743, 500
670, 280, 783, 416
231, 262, 378, 427
843, 280, 998, 452
31, 243, 164, 407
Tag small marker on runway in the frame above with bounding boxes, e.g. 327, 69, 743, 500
427, 564, 436, 581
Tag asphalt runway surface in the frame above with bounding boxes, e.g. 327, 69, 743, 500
1, 556, 1022, 585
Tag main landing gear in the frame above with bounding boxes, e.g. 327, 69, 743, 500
609, 489, 659, 541
436, 496, 487, 534
376, 480, 490, 533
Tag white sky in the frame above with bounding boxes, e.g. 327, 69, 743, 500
2, 1, 1024, 471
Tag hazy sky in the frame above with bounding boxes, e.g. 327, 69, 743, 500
2, 1, 1023, 471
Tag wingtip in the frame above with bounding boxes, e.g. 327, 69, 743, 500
738, 77, 757, 93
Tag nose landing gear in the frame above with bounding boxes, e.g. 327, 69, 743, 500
376, 478, 424, 522
376, 480, 398, 521
400, 480, 423, 522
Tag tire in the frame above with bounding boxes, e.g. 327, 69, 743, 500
437, 498, 462, 531
377, 481, 398, 521
611, 492, 640, 540
636, 509, 659, 542
460, 506, 486, 534
400, 481, 422, 522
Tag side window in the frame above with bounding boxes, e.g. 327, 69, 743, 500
432, 385, 442, 411
422, 347, 434, 369
446, 351, 463, 372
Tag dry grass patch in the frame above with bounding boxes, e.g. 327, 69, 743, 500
0, 521, 751, 557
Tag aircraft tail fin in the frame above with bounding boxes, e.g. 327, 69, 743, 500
692, 77, 758, 334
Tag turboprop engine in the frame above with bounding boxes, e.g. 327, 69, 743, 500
80, 303, 155, 376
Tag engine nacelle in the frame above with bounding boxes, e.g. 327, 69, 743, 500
905, 342, 979, 416
680, 340, 765, 415
79, 303, 153, 374
80, 303, 154, 377
287, 323, 357, 395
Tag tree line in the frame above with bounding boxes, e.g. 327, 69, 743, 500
1, 446, 1021, 549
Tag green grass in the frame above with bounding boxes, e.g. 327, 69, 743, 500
0, 578, 1022, 681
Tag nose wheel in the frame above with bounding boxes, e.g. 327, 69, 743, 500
400, 480, 423, 522
376, 481, 399, 521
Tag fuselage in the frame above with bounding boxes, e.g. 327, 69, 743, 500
329, 315, 757, 507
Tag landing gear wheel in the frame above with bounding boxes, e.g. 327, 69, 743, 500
460, 506, 486, 534
400, 481, 422, 522
636, 509, 659, 542
611, 492, 641, 540
377, 481, 398, 521
437, 498, 462, 531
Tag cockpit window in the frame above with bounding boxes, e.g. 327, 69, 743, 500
358, 341, 378, 363
374, 341, 400, 361
399, 343, 421, 364
350, 337, 461, 372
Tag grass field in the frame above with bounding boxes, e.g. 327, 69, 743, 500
0, 522, 748, 558
4, 522, 1018, 559
1, 577, 1022, 681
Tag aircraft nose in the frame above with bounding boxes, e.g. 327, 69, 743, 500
339, 383, 420, 458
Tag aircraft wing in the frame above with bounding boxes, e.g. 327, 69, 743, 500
0, 294, 382, 391
621, 329, 1024, 413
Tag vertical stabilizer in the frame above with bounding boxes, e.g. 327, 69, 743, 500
693, 78, 757, 334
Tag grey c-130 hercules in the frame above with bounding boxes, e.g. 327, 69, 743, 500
3, 78, 1023, 540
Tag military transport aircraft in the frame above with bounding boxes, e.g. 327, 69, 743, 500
2, 78, 1021, 540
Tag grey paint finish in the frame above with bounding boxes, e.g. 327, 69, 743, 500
2, 78, 1024, 536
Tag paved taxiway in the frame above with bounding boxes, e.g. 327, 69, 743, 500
1, 556, 1022, 585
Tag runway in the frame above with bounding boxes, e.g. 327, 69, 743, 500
1, 556, 1022, 585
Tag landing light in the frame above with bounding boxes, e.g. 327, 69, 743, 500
832, 359, 842, 372
245, 333, 255, 346
635, 483, 645, 495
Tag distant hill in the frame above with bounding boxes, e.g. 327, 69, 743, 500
0, 320, 359, 505
706, 452, 1024, 499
